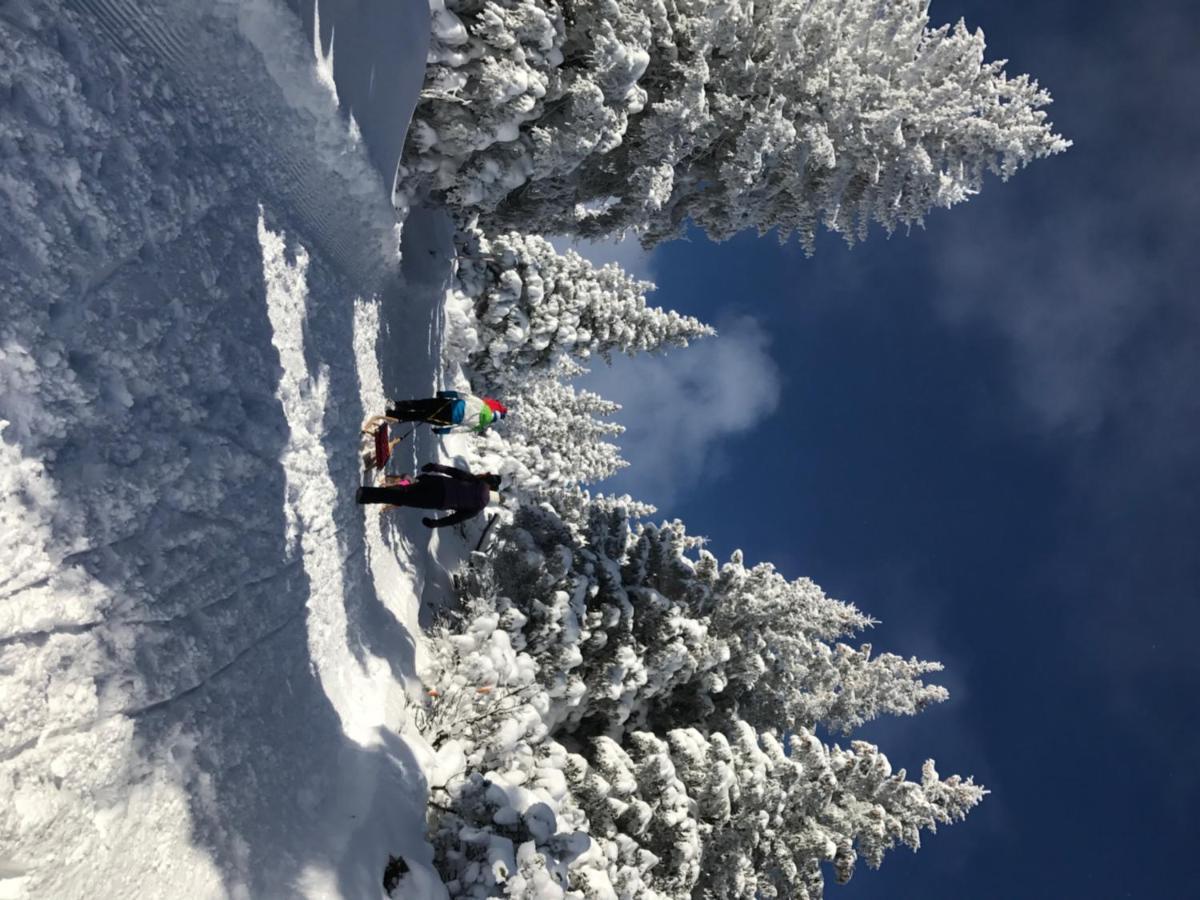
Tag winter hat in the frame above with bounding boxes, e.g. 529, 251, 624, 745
483, 398, 508, 415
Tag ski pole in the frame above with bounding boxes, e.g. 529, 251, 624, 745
474, 514, 499, 552
393, 424, 419, 444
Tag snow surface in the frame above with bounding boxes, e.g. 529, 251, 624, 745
0, 0, 457, 896
282, 0, 431, 196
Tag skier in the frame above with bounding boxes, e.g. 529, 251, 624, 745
385, 390, 507, 435
355, 462, 501, 528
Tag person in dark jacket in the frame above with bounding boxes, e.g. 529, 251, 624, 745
385, 390, 508, 435
355, 462, 500, 528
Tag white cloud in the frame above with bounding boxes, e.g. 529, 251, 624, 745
582, 317, 782, 507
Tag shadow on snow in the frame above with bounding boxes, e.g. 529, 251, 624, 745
7, 0, 446, 895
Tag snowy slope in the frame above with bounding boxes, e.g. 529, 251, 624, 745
0, 0, 453, 896
283, 0, 430, 198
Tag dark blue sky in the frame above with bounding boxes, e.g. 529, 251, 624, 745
592, 0, 1200, 895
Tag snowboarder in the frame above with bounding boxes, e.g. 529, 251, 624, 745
355, 462, 501, 528
384, 390, 507, 435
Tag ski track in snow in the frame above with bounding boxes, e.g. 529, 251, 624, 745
0, 0, 453, 896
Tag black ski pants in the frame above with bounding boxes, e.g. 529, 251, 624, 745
357, 480, 444, 508
385, 398, 455, 425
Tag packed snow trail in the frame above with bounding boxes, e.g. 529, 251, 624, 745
0, 0, 456, 896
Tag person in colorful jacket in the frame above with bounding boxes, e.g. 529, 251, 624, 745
355, 463, 501, 528
385, 390, 507, 435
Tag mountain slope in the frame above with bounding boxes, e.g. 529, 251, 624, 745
0, 0, 448, 895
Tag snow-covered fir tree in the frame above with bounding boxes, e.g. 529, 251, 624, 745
453, 228, 712, 380
634, 535, 951, 736
674, 723, 984, 899
420, 492, 981, 898
424, 497, 950, 752
401, 0, 650, 215
471, 374, 630, 492
440, 225, 710, 499
402, 0, 1068, 250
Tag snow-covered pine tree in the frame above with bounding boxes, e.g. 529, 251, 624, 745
401, 0, 562, 214
623, 523, 950, 737
423, 497, 985, 897
684, 723, 985, 899
442, 224, 710, 499
471, 375, 630, 493
456, 229, 712, 380
403, 0, 1068, 251
562, 721, 984, 900
434, 497, 950, 745
401, 0, 654, 217
552, 0, 1072, 251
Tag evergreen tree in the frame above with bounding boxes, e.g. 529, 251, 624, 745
456, 229, 712, 379
403, 0, 1068, 250
438, 500, 949, 745
476, 376, 630, 492
560, 722, 984, 900
445, 226, 710, 501
624, 524, 950, 736
423, 497, 984, 898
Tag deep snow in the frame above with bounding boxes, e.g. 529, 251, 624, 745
0, 0, 459, 896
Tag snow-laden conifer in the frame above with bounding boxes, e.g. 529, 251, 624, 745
456, 229, 712, 379
442, 225, 710, 499
471, 376, 629, 493
679, 724, 985, 899
403, 0, 1068, 250
625, 524, 950, 736
421, 497, 982, 897
558, 721, 984, 900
